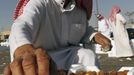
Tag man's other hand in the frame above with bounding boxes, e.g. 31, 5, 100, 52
3, 44, 50, 75
94, 32, 112, 52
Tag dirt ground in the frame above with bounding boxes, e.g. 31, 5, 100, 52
0, 47, 134, 74
97, 54, 134, 71
0, 49, 10, 74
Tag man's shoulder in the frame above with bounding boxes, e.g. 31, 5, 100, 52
99, 19, 105, 23
29, 0, 50, 5
116, 13, 122, 17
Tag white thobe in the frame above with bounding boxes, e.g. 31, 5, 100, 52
9, 0, 98, 70
109, 13, 134, 57
98, 19, 111, 39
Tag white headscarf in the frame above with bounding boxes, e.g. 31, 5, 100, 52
109, 5, 121, 22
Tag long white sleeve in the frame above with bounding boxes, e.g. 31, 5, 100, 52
117, 13, 126, 25
9, 0, 45, 60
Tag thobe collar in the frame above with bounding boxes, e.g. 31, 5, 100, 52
55, 0, 65, 8
55, 0, 75, 12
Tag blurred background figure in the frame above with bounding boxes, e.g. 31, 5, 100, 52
97, 14, 112, 39
108, 5, 134, 58
94, 14, 112, 54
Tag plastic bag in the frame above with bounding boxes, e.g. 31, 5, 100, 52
68, 64, 100, 75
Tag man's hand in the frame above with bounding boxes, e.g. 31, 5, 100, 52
94, 32, 112, 52
3, 44, 52, 75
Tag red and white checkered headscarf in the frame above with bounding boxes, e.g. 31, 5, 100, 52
97, 14, 104, 20
13, 0, 92, 21
109, 5, 121, 22
97, 14, 109, 28
13, 0, 29, 21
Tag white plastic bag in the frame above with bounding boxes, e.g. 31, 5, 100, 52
68, 64, 100, 75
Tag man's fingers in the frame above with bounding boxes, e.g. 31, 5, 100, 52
3, 65, 11, 75
35, 48, 49, 75
22, 52, 36, 75
10, 58, 23, 75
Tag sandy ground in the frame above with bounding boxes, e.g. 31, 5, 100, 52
0, 46, 134, 74
98, 54, 134, 71
0, 47, 10, 74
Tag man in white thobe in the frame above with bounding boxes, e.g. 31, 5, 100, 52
109, 6, 134, 58
3, 0, 111, 74
97, 14, 111, 39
